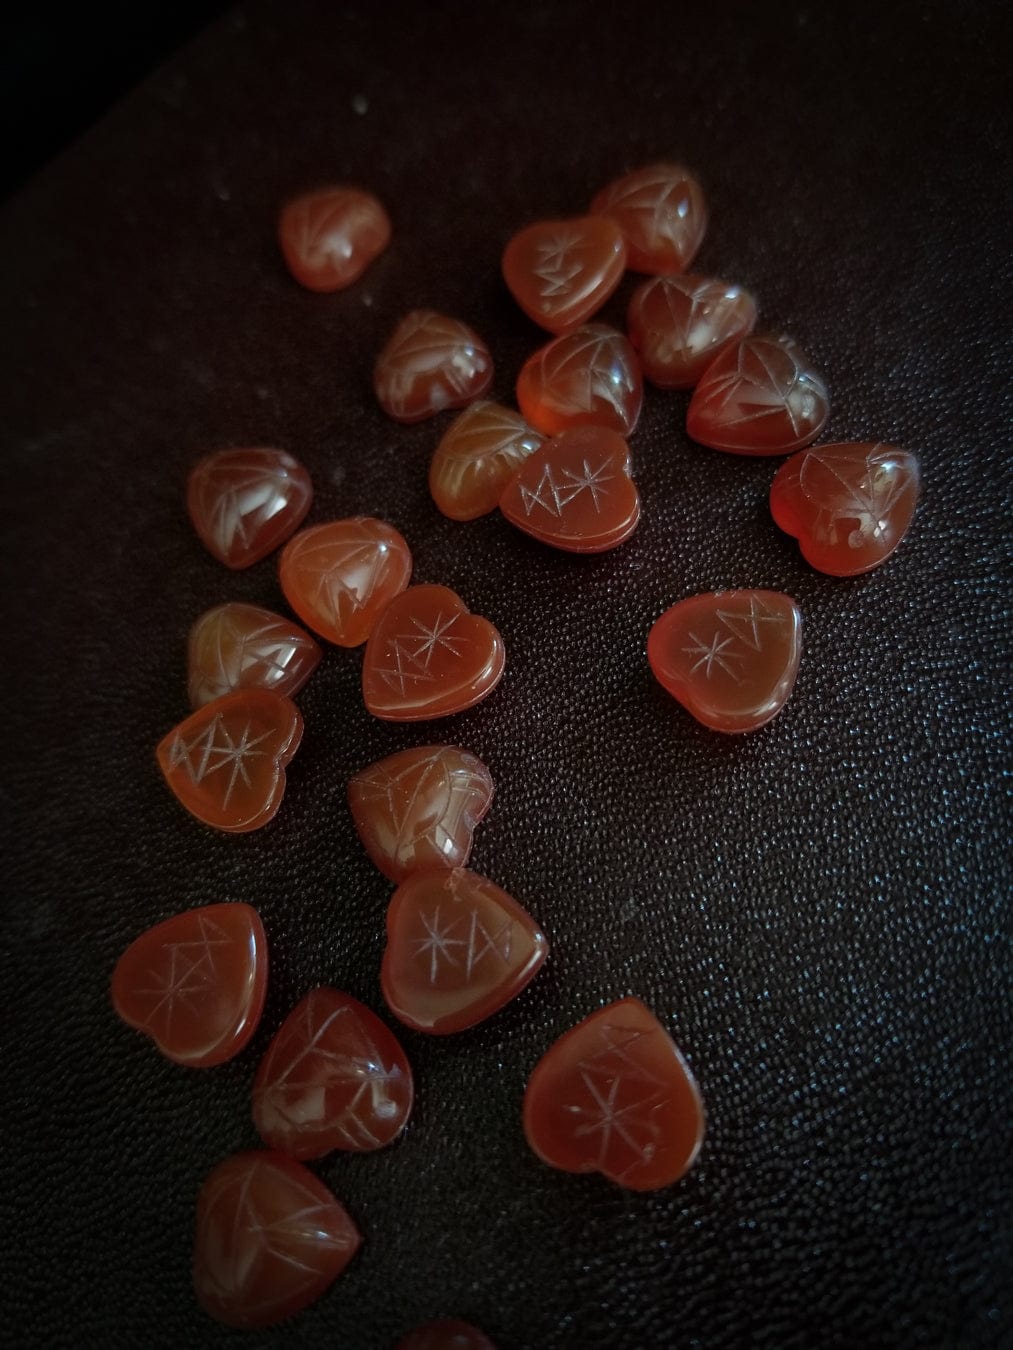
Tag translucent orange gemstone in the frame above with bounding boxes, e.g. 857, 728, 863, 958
396, 1320, 497, 1350
687, 334, 829, 455
156, 689, 303, 831
362, 584, 505, 721
187, 602, 321, 708
516, 323, 642, 437
770, 441, 921, 576
590, 163, 707, 274
111, 902, 267, 1068
187, 447, 312, 569
648, 590, 802, 733
374, 310, 493, 423
279, 517, 412, 647
523, 997, 705, 1191
348, 745, 494, 882
627, 274, 757, 389
193, 1150, 360, 1328
499, 426, 640, 553
381, 868, 548, 1034
502, 215, 626, 334
429, 401, 544, 521
253, 987, 413, 1159
278, 186, 390, 292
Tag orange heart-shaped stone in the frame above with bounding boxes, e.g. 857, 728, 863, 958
156, 689, 303, 830
362, 584, 505, 721
279, 517, 412, 647
374, 310, 493, 423
348, 745, 494, 882
252, 987, 413, 1159
187, 602, 321, 708
590, 162, 707, 274
770, 441, 921, 576
187, 447, 313, 569
429, 400, 544, 521
687, 333, 829, 455
502, 215, 626, 334
648, 590, 802, 733
499, 426, 640, 553
111, 902, 268, 1067
516, 323, 643, 437
627, 274, 757, 389
278, 185, 391, 292
193, 1150, 360, 1328
523, 997, 705, 1191
381, 868, 548, 1034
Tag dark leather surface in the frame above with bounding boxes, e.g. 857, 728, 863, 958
2, 2, 1010, 1346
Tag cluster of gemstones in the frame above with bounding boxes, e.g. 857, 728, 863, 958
111, 165, 920, 1337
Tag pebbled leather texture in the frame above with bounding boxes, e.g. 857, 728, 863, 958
1, 2, 1009, 1346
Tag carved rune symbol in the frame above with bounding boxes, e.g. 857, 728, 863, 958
565, 1024, 669, 1171
135, 915, 233, 1034
412, 905, 512, 984
169, 716, 272, 806
683, 631, 741, 680
533, 232, 584, 301
377, 612, 468, 693
520, 458, 614, 517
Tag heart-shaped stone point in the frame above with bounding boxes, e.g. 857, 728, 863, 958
523, 997, 705, 1191
648, 590, 802, 733
362, 584, 505, 721
381, 868, 548, 1034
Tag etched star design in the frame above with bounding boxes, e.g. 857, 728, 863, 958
134, 917, 232, 1034
715, 594, 785, 652
412, 906, 467, 983
396, 612, 466, 667
683, 630, 742, 680
520, 458, 615, 517
169, 715, 272, 806
565, 1070, 666, 1168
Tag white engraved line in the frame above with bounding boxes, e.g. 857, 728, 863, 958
464, 909, 513, 979
399, 612, 466, 666
375, 639, 439, 693
716, 595, 784, 652
532, 233, 585, 301
565, 1071, 665, 1167
413, 906, 466, 983
682, 631, 743, 681
170, 718, 272, 807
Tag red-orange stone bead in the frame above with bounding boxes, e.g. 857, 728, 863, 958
502, 215, 626, 334
374, 310, 493, 423
648, 590, 802, 734
279, 517, 412, 647
278, 186, 391, 292
111, 902, 267, 1068
687, 334, 829, 455
193, 1150, 360, 1328
591, 163, 707, 274
348, 745, 494, 883
381, 868, 548, 1034
516, 323, 642, 437
523, 997, 705, 1191
156, 689, 303, 831
627, 275, 757, 389
499, 427, 640, 553
429, 401, 544, 521
187, 447, 312, 569
362, 585, 505, 721
396, 1320, 497, 1350
253, 987, 413, 1158
770, 441, 921, 576
187, 602, 321, 708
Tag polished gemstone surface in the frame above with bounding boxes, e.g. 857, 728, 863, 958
187, 602, 321, 708
348, 745, 494, 882
381, 868, 548, 1034
648, 590, 802, 733
770, 441, 921, 576
187, 447, 313, 569
499, 426, 640, 553
627, 274, 757, 389
590, 163, 707, 274
396, 1320, 497, 1350
111, 902, 267, 1068
278, 185, 391, 292
279, 517, 412, 647
374, 310, 493, 423
523, 997, 705, 1191
253, 987, 413, 1158
193, 1150, 360, 1328
429, 401, 544, 521
687, 333, 829, 454
516, 323, 642, 437
362, 584, 505, 721
156, 689, 303, 830
502, 215, 626, 333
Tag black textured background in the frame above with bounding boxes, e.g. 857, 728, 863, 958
2, 3, 1010, 1347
